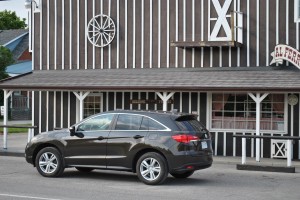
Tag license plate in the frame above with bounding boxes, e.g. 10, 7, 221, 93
201, 141, 208, 149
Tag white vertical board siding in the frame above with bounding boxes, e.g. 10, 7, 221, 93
141, 0, 144, 68
69, 0, 72, 70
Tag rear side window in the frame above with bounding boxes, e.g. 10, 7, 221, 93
115, 114, 143, 130
140, 117, 167, 130
176, 119, 205, 132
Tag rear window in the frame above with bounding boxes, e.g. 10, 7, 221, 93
176, 119, 206, 132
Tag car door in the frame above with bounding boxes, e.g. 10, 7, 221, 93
106, 114, 148, 170
63, 113, 115, 167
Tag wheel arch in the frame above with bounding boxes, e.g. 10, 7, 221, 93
132, 148, 169, 173
32, 143, 63, 167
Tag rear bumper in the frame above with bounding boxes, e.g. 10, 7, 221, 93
168, 153, 213, 173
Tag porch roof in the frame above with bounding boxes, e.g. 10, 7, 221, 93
0, 66, 299, 92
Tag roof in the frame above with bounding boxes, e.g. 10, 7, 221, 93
6, 61, 32, 76
0, 29, 28, 47
0, 67, 299, 92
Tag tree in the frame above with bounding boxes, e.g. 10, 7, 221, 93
0, 10, 26, 30
0, 46, 12, 80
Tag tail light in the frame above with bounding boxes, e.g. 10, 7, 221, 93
172, 134, 200, 143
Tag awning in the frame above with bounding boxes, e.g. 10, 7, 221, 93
0, 66, 299, 92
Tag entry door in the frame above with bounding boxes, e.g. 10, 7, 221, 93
64, 114, 115, 167
106, 114, 148, 170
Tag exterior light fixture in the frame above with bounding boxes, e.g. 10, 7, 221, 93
24, 0, 39, 10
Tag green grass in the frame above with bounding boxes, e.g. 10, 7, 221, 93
0, 124, 32, 134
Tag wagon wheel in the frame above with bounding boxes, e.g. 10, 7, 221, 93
87, 14, 116, 48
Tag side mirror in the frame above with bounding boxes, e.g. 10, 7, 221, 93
69, 126, 76, 136
74, 132, 84, 138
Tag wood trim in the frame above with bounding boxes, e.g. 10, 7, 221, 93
170, 41, 243, 48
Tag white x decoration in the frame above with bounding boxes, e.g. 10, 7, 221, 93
209, 0, 232, 41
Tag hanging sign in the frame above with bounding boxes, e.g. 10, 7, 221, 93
270, 44, 300, 69
130, 99, 174, 105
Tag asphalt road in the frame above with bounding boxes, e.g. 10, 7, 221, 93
0, 156, 299, 200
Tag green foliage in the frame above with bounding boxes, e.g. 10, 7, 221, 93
0, 46, 12, 80
0, 10, 26, 30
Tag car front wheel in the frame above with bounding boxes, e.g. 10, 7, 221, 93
35, 147, 64, 177
136, 152, 168, 185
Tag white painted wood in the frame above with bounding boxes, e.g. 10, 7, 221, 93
248, 93, 269, 162
106, 92, 109, 111
209, 0, 233, 41
247, 0, 249, 67
3, 90, 13, 149
223, 132, 227, 156
214, 132, 218, 156
179, 92, 182, 112
77, 0, 80, 70
266, 0, 269, 66
150, 0, 153, 68
125, 0, 128, 69
53, 91, 56, 128
133, 0, 136, 69
68, 92, 70, 127
201, 0, 204, 68
237, 0, 240, 66
210, 47, 213, 67
40, 0, 43, 70
183, 0, 186, 68
138, 92, 141, 110
242, 138, 246, 164
155, 92, 175, 112
146, 92, 149, 110
39, 91, 42, 133
92, 0, 95, 69
189, 92, 191, 114
69, 0, 72, 70
256, 0, 259, 67
61, 91, 63, 128
85, 0, 87, 69
73, 91, 90, 121
141, 0, 144, 69
32, 91, 35, 129
122, 92, 125, 110
233, 136, 236, 156
108, 0, 111, 69
32, 5, 35, 69
114, 92, 117, 110
167, 0, 170, 68
158, 0, 161, 68
130, 92, 133, 110
219, 47, 222, 67
192, 0, 195, 68
47, 0, 49, 70
197, 92, 200, 121
287, 140, 292, 167
54, 0, 57, 70
62, 0, 65, 70
116, 0, 119, 68
101, 0, 104, 69
46, 92, 49, 131
175, 0, 178, 68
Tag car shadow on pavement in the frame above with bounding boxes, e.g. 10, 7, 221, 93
60, 169, 212, 185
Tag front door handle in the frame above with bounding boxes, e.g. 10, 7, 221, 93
97, 136, 107, 140
133, 135, 144, 139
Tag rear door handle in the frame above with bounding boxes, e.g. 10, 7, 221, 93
133, 135, 144, 139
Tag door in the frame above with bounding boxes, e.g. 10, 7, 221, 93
64, 113, 115, 167
106, 114, 148, 170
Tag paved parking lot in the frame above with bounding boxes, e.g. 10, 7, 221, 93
0, 156, 299, 200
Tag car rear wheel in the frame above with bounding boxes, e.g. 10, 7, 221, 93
170, 171, 194, 179
35, 147, 64, 177
75, 167, 94, 173
136, 152, 168, 185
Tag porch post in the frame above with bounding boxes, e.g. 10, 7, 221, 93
248, 93, 269, 162
73, 91, 90, 121
156, 92, 175, 111
3, 90, 13, 149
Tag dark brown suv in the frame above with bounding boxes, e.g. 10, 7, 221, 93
25, 110, 213, 185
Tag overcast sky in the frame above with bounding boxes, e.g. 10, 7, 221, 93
0, 0, 29, 23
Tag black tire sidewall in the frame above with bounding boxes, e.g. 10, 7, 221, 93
136, 152, 168, 185
35, 147, 64, 177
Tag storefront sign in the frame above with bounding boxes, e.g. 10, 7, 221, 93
130, 99, 174, 104
270, 44, 300, 69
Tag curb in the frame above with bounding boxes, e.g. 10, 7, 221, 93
0, 151, 24, 157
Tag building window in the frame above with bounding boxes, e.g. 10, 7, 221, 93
295, 0, 300, 22
210, 93, 286, 132
83, 93, 103, 118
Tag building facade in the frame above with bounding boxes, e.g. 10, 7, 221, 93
1, 0, 300, 159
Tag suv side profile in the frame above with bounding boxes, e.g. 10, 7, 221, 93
25, 110, 213, 185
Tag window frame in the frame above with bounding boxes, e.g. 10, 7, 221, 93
208, 93, 288, 134
295, 0, 300, 22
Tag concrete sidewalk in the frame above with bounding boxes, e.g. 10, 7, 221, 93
1, 132, 300, 171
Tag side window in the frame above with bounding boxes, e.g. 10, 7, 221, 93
140, 117, 167, 130
77, 114, 114, 131
115, 114, 143, 130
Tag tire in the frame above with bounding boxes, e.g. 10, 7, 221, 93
170, 171, 194, 179
136, 152, 168, 185
75, 167, 94, 173
35, 147, 64, 177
